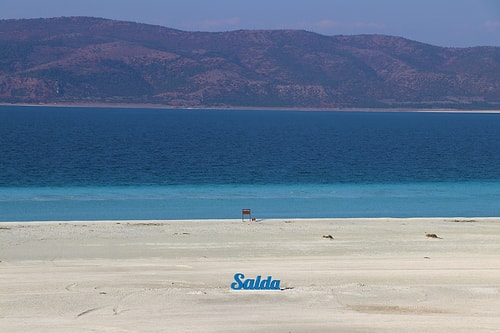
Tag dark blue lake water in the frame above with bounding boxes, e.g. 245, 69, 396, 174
1, 106, 500, 220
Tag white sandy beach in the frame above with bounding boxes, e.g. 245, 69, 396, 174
1, 217, 500, 332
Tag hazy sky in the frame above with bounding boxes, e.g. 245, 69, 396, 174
1, 0, 500, 47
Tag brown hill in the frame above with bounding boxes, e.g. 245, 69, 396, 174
1, 16, 499, 109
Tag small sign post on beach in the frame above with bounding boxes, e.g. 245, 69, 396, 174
242, 209, 251, 222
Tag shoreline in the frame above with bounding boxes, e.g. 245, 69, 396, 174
0, 216, 500, 224
1, 216, 499, 224
2, 102, 500, 113
2, 217, 500, 332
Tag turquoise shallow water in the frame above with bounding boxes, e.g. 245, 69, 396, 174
1, 182, 499, 221
1, 106, 500, 221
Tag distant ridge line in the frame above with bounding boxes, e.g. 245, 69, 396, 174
1, 16, 499, 110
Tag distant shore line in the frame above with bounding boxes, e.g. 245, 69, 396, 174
1, 102, 500, 113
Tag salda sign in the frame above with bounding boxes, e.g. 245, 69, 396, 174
230, 273, 281, 290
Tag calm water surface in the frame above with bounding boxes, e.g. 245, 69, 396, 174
1, 106, 500, 220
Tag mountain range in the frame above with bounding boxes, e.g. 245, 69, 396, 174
1, 17, 499, 109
